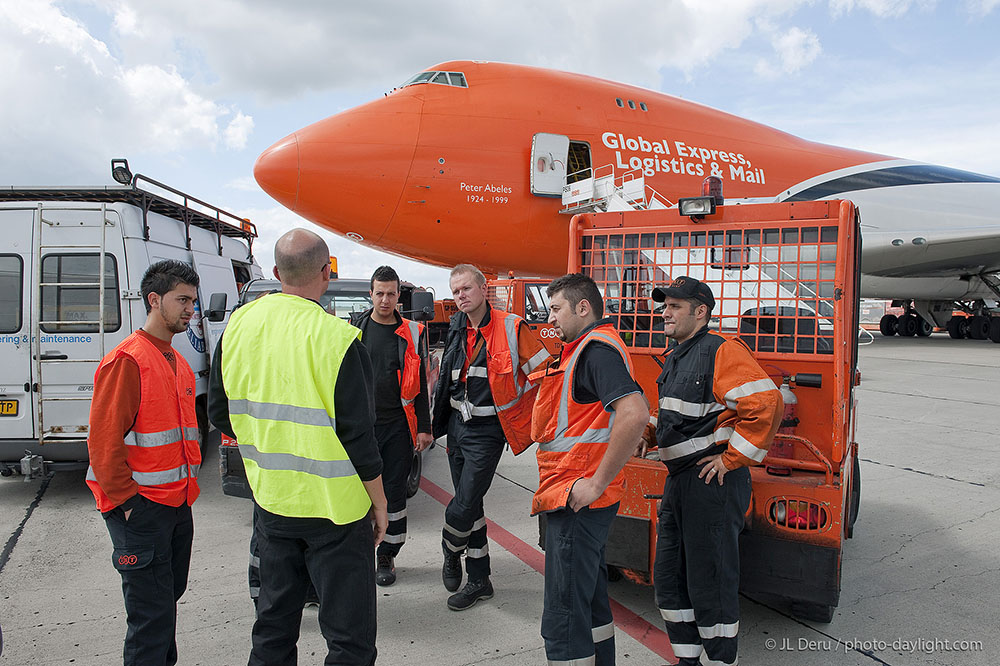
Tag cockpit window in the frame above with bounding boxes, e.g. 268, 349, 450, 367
401, 71, 468, 88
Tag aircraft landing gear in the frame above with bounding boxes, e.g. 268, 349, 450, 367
990, 318, 1000, 343
967, 315, 991, 340
878, 314, 897, 336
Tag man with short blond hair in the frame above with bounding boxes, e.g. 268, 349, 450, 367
432, 263, 549, 610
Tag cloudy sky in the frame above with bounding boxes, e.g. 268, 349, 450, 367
2, 0, 998, 294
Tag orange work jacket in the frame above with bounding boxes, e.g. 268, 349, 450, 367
396, 317, 425, 444
86, 332, 201, 512
529, 323, 634, 515
479, 310, 541, 454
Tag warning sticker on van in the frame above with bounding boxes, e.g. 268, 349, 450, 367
187, 301, 206, 353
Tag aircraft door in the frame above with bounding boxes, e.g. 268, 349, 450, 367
0, 209, 34, 440
530, 133, 570, 196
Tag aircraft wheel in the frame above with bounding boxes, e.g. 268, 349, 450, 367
878, 314, 897, 337
946, 317, 965, 339
916, 317, 933, 337
897, 314, 918, 337
968, 315, 990, 340
988, 318, 1000, 343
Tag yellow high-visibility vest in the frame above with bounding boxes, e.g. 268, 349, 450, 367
221, 293, 370, 523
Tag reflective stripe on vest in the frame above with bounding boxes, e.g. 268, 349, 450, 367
229, 399, 337, 429
496, 313, 533, 411
124, 427, 200, 448
238, 443, 357, 478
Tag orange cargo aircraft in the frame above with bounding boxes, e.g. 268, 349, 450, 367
254, 60, 1000, 341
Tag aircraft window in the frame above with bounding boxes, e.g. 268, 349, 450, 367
640, 102, 648, 111
628, 100, 636, 109
448, 72, 468, 87
615, 98, 624, 107
0, 254, 22, 333
432, 72, 450, 85
40, 253, 121, 333
401, 71, 436, 87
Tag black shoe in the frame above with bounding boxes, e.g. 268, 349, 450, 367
447, 577, 494, 611
376, 553, 396, 587
442, 551, 462, 592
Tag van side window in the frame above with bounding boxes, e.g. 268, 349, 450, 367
40, 253, 121, 333
0, 255, 23, 333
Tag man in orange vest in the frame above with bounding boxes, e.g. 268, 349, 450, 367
349, 265, 433, 586
86, 260, 202, 666
431, 263, 549, 610
529, 273, 649, 666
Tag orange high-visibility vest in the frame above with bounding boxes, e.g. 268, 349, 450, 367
478, 310, 538, 454
396, 317, 425, 444
529, 323, 634, 515
87, 332, 201, 512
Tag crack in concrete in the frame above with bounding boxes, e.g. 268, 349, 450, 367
868, 504, 1000, 567
860, 456, 988, 487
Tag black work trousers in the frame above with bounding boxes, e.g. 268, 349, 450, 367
653, 465, 751, 666
441, 410, 505, 580
249, 505, 376, 666
376, 417, 413, 558
103, 497, 194, 666
542, 504, 618, 666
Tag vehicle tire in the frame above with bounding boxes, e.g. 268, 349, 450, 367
989, 318, 1000, 343
847, 454, 861, 539
878, 314, 897, 337
405, 448, 422, 499
916, 317, 933, 337
897, 314, 918, 337
968, 315, 990, 340
946, 317, 964, 339
196, 401, 209, 459
791, 601, 836, 624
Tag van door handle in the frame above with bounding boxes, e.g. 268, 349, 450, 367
37, 352, 68, 360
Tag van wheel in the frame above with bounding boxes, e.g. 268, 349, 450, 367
196, 402, 209, 459
406, 449, 422, 498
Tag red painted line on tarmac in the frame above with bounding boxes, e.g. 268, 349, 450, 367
419, 476, 676, 663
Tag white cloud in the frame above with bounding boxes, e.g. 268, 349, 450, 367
828, 0, 934, 17
0, 0, 253, 183
755, 22, 822, 77
966, 0, 1000, 14
226, 176, 258, 192
224, 112, 254, 150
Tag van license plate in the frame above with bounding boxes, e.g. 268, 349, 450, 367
0, 400, 18, 416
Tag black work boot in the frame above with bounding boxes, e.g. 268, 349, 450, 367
447, 576, 494, 611
376, 553, 396, 587
442, 551, 462, 592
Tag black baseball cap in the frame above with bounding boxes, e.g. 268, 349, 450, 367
651, 276, 716, 309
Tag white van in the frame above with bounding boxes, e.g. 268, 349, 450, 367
0, 164, 262, 479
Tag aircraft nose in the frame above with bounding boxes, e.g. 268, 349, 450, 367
255, 94, 422, 244
254, 133, 300, 210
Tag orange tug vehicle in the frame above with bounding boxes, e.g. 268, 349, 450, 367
490, 194, 862, 623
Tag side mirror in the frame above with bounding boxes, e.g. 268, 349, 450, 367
409, 290, 435, 321
206, 292, 228, 322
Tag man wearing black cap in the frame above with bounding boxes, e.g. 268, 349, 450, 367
649, 276, 782, 666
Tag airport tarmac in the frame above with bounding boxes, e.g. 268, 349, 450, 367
0, 333, 997, 665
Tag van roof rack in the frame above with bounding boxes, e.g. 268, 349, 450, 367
0, 173, 257, 257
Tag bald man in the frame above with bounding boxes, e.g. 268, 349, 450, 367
209, 228, 387, 665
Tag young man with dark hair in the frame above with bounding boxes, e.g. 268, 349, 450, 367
529, 273, 648, 665
650, 275, 782, 666
350, 265, 433, 586
432, 263, 550, 610
86, 259, 202, 666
